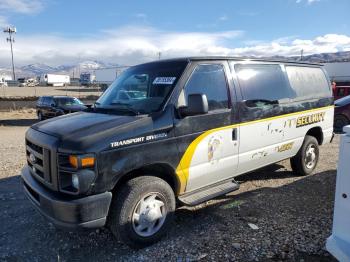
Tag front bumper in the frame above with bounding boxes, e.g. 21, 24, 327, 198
21, 166, 112, 229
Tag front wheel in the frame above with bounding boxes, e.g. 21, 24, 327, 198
108, 176, 175, 248
290, 135, 319, 176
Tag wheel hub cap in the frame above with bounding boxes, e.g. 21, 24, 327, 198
305, 144, 316, 169
132, 193, 166, 237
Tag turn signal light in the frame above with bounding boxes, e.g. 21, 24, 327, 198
69, 155, 95, 169
81, 157, 95, 167
69, 155, 78, 168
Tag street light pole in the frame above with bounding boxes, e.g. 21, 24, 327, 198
3, 27, 16, 81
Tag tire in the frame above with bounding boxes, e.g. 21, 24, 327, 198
334, 114, 349, 133
108, 176, 175, 248
290, 135, 319, 176
37, 111, 43, 121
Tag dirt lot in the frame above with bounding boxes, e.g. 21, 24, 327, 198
0, 111, 339, 261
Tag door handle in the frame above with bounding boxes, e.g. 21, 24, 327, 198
232, 128, 237, 141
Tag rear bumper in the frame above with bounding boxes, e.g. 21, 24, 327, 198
21, 166, 112, 229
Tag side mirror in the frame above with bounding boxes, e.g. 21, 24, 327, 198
179, 93, 209, 117
51, 103, 56, 107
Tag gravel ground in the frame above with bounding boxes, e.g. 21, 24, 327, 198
0, 111, 340, 261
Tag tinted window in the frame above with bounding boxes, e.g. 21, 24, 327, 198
235, 64, 293, 104
285, 66, 331, 99
184, 64, 229, 111
46, 97, 54, 106
338, 88, 346, 97
56, 97, 84, 106
42, 97, 49, 105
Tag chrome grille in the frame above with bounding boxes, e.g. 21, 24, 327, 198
26, 139, 52, 184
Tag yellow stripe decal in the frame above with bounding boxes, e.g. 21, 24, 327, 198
175, 105, 334, 194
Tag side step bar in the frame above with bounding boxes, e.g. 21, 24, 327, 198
178, 179, 240, 206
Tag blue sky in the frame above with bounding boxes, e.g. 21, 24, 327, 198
0, 0, 349, 66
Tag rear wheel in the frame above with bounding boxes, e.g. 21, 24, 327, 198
108, 176, 175, 248
334, 114, 349, 133
290, 135, 319, 176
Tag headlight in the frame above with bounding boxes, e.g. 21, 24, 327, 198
72, 174, 79, 189
58, 153, 96, 194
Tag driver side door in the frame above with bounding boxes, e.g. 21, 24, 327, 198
174, 61, 239, 193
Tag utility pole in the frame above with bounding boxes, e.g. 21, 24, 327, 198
158, 51, 161, 60
300, 49, 304, 61
3, 27, 16, 81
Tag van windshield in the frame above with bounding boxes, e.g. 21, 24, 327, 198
95, 61, 188, 114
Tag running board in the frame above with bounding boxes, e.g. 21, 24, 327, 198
178, 180, 240, 206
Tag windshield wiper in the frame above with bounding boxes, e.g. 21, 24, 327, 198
109, 102, 141, 115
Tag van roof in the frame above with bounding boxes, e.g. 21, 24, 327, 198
143, 56, 322, 66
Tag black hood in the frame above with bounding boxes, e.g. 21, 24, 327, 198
31, 111, 154, 153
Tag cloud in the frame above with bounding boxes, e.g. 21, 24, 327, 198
0, 26, 244, 66
296, 0, 320, 4
0, 15, 8, 27
234, 34, 350, 57
218, 15, 228, 21
0, 26, 349, 67
0, 0, 45, 14
134, 13, 147, 19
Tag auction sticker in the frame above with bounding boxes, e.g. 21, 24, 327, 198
153, 77, 176, 85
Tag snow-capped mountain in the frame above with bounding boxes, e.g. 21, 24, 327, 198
20, 63, 56, 75
5, 60, 120, 78
0, 51, 349, 79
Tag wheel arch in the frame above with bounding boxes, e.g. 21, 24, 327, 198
306, 126, 323, 145
111, 163, 180, 196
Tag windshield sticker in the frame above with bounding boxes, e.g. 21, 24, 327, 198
110, 132, 168, 148
153, 77, 176, 85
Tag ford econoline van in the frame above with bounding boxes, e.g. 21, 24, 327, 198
21, 57, 334, 247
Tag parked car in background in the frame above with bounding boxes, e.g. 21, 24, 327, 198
36, 96, 86, 120
334, 95, 350, 132
18, 77, 39, 87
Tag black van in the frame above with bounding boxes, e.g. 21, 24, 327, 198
22, 57, 334, 247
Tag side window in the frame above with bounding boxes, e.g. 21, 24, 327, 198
338, 88, 345, 97
285, 66, 331, 100
47, 97, 54, 106
184, 64, 229, 111
42, 97, 48, 106
234, 64, 294, 105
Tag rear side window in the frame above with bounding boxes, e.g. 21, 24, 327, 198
285, 66, 331, 100
184, 64, 229, 111
234, 64, 293, 104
